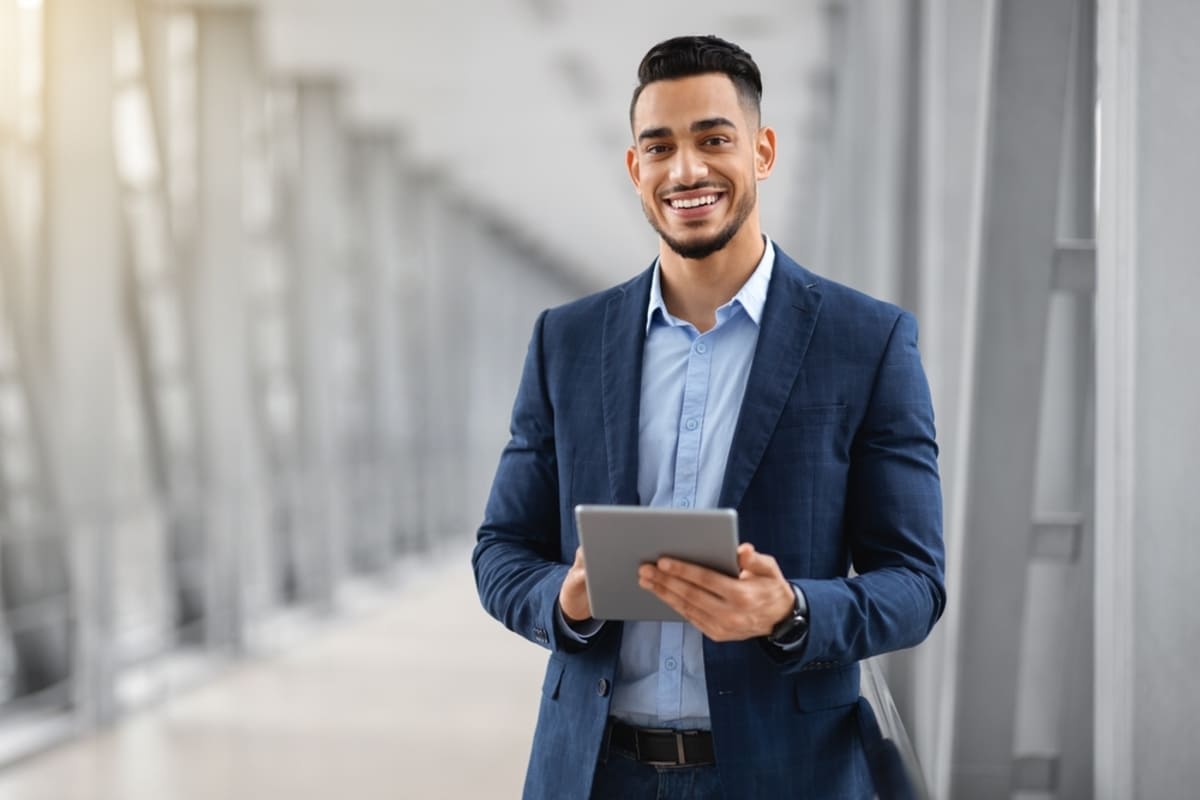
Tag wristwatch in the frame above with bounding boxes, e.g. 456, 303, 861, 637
768, 584, 809, 646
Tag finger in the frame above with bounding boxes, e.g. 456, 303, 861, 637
656, 557, 739, 593
642, 579, 754, 642
641, 575, 723, 630
640, 567, 726, 611
573, 546, 585, 568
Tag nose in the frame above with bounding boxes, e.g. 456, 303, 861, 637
669, 145, 708, 187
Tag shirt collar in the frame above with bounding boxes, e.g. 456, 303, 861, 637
645, 235, 776, 334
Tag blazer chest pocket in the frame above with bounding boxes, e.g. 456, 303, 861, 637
774, 403, 847, 431
764, 404, 849, 464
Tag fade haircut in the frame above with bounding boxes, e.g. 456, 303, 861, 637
629, 35, 763, 129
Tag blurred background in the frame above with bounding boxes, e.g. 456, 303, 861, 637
0, 0, 1197, 798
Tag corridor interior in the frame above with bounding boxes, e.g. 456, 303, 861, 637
0, 547, 541, 800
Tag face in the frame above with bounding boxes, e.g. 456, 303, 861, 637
627, 73, 775, 261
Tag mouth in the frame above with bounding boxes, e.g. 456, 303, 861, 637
662, 190, 726, 220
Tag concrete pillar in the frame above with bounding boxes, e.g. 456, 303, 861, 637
427, 191, 473, 547
349, 130, 404, 570
0, 0, 47, 358
410, 180, 449, 549
1, 142, 67, 712
947, 1, 1078, 797
292, 79, 348, 607
42, 0, 120, 721
193, 6, 267, 648
389, 163, 428, 555
892, 1, 993, 793
1011, 5, 1097, 798
465, 217, 508, 520
816, 0, 916, 303
1096, 0, 1200, 796
467, 222, 515, 518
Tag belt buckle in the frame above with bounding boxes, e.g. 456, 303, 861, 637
635, 727, 688, 767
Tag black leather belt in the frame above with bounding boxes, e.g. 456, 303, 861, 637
606, 718, 715, 766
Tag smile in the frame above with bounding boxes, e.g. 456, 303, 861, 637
668, 194, 721, 209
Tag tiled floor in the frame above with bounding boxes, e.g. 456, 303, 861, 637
0, 546, 546, 799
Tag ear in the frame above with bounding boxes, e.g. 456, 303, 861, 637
626, 146, 640, 189
755, 126, 777, 180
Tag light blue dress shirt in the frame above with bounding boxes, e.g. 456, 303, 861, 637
605, 239, 776, 730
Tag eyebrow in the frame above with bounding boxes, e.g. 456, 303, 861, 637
636, 116, 738, 142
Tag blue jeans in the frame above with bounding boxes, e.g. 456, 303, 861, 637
590, 748, 723, 800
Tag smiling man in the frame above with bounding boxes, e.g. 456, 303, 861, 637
473, 35, 946, 799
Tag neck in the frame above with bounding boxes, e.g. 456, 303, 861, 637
658, 222, 765, 333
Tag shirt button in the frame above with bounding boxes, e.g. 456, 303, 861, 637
695, 342, 707, 354
685, 418, 699, 431
596, 679, 610, 697
665, 657, 678, 671
678, 498, 691, 508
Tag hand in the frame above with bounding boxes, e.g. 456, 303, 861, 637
638, 542, 795, 642
558, 547, 592, 624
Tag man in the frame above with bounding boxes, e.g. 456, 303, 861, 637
473, 35, 945, 799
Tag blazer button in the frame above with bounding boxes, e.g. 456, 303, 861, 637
596, 679, 610, 697
534, 627, 548, 644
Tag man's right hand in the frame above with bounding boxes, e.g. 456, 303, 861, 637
558, 546, 592, 624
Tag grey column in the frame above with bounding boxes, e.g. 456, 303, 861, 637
1095, 0, 1200, 797
948, 1, 1078, 797
1, 147, 69, 707
815, 0, 916, 302
193, 6, 267, 648
430, 193, 473, 546
892, 1, 993, 792
292, 79, 347, 607
465, 215, 523, 522
391, 164, 429, 554
411, 180, 453, 549
349, 130, 404, 570
42, 0, 120, 722
1013, 3, 1097, 797
467, 221, 516, 519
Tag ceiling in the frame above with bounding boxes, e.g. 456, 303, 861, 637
254, 0, 834, 287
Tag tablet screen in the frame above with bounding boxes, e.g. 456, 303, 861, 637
575, 505, 739, 622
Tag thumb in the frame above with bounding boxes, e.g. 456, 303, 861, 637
738, 543, 779, 577
737, 542, 758, 577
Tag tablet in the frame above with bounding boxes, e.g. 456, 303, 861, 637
574, 505, 740, 622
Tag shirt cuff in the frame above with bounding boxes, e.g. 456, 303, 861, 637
555, 603, 605, 643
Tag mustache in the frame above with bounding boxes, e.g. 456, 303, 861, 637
660, 181, 726, 196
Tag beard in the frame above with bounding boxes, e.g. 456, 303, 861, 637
642, 184, 756, 260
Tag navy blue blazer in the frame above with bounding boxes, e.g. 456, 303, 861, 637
473, 246, 945, 799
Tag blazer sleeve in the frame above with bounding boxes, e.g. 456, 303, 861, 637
472, 310, 578, 654
784, 310, 946, 671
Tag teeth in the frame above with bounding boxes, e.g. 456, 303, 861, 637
670, 194, 718, 209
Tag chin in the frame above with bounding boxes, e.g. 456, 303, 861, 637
665, 236, 731, 261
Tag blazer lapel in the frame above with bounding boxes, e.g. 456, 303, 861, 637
719, 250, 823, 510
601, 266, 654, 505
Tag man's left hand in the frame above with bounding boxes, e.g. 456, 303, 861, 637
638, 542, 795, 642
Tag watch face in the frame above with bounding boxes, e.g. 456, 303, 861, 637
770, 611, 807, 644
770, 585, 809, 644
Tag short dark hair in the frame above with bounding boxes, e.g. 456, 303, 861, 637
629, 35, 763, 127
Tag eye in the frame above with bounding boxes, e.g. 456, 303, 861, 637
702, 135, 730, 147
645, 143, 671, 155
